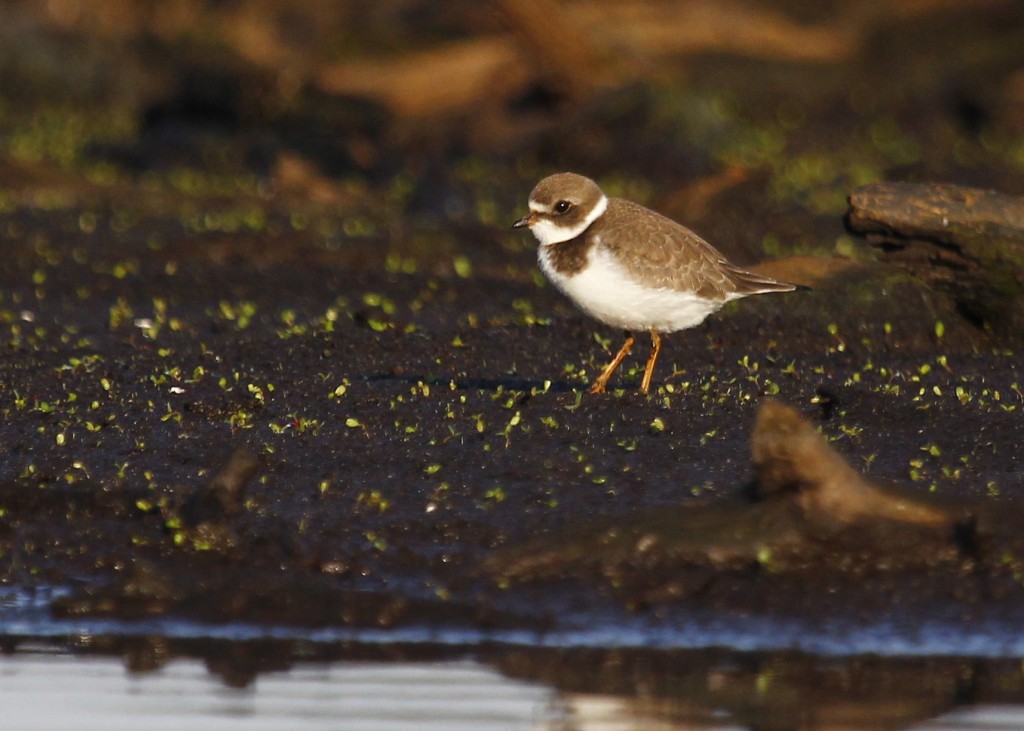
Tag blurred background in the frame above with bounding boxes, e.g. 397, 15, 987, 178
1, 0, 1022, 271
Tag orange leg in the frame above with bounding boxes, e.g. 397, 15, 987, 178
640, 329, 661, 394
589, 333, 635, 394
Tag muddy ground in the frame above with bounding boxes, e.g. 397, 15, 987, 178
1, 1, 1024, 689
2, 226, 1022, 627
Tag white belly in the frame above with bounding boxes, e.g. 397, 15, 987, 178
539, 245, 727, 333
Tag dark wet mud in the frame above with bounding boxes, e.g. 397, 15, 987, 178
2, 195, 1023, 638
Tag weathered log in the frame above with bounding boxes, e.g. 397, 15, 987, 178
847, 182, 1024, 245
846, 182, 1024, 331
485, 400, 981, 601
750, 400, 952, 529
177, 447, 261, 552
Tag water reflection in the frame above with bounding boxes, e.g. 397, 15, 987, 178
1, 651, 563, 731
3, 640, 1024, 730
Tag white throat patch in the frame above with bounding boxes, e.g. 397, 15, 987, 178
529, 194, 608, 246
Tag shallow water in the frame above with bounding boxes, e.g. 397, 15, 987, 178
5, 589, 1024, 730
1, 651, 563, 731
5, 584, 1024, 657
3, 646, 1024, 731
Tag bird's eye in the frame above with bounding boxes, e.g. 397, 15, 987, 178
554, 200, 571, 214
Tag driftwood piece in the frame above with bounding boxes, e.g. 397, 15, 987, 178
751, 400, 952, 529
847, 182, 1024, 246
485, 400, 982, 603
846, 182, 1024, 331
177, 447, 261, 552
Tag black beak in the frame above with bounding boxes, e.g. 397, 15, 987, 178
512, 214, 533, 229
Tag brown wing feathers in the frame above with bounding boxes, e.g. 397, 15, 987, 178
597, 199, 799, 299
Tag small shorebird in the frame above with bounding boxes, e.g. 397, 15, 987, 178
514, 172, 803, 394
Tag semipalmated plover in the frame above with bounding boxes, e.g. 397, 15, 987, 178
514, 172, 803, 394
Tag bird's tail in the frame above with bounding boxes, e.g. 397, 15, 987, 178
723, 262, 809, 296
